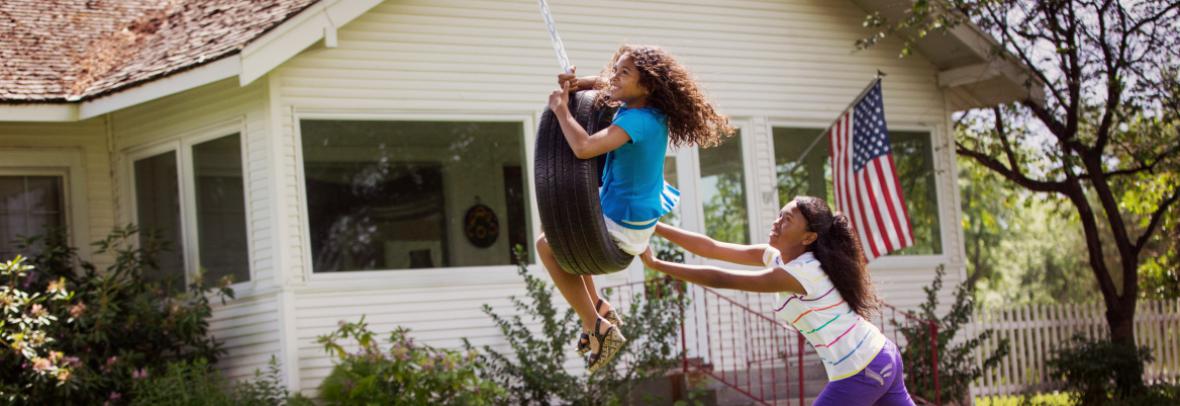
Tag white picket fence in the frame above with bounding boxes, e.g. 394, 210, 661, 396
970, 299, 1180, 397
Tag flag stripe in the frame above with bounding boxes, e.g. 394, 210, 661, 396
885, 154, 914, 246
856, 170, 885, 258
869, 159, 901, 250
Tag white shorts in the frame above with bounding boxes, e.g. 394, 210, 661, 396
603, 215, 656, 256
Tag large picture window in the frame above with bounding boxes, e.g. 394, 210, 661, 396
300, 120, 531, 273
772, 127, 941, 256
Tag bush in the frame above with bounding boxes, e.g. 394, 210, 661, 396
896, 264, 1009, 405
464, 248, 684, 405
0, 226, 233, 404
316, 317, 505, 405
129, 356, 313, 406
1044, 334, 1179, 405
0, 255, 76, 402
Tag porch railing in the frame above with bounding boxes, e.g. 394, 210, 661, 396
604, 280, 941, 405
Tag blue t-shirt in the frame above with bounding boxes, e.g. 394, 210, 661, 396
599, 106, 681, 230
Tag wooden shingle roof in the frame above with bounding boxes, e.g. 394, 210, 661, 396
0, 0, 319, 103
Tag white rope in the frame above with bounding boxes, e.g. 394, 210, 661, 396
537, 0, 572, 74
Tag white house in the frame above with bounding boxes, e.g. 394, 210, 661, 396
0, 0, 1035, 398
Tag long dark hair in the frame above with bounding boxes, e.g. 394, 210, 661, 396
794, 196, 879, 319
594, 44, 734, 148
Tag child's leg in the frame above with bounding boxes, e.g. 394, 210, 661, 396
536, 233, 601, 332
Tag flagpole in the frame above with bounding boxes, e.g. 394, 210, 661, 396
791, 72, 885, 165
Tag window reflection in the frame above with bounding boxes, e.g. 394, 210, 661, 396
300, 120, 531, 272
699, 133, 749, 244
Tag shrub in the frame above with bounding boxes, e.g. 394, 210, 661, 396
316, 317, 505, 405
0, 255, 76, 402
130, 356, 313, 406
0, 226, 232, 404
465, 248, 684, 405
1044, 334, 1179, 405
896, 264, 1009, 405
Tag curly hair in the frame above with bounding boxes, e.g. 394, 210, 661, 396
594, 44, 734, 148
794, 196, 879, 319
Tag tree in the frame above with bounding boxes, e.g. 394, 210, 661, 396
860, 0, 1180, 392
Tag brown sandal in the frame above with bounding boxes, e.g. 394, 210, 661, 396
596, 298, 623, 328
576, 332, 590, 354
587, 318, 626, 374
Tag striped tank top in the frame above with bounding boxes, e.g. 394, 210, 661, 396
763, 247, 886, 381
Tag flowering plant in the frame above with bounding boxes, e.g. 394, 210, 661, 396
1, 256, 76, 401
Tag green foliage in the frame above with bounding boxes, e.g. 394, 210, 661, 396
0, 255, 76, 402
129, 357, 311, 406
465, 248, 684, 405
897, 265, 1008, 404
1043, 335, 1178, 406
958, 156, 1096, 306
0, 225, 232, 405
316, 317, 505, 405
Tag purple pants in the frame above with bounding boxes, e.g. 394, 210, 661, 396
814, 339, 915, 406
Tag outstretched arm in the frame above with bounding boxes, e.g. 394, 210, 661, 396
640, 249, 805, 294
654, 223, 767, 267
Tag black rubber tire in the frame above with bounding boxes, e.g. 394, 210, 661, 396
535, 90, 634, 275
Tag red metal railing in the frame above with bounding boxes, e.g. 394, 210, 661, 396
604, 281, 941, 405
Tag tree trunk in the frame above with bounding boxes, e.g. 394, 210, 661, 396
1107, 291, 1144, 396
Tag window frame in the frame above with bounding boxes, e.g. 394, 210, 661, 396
122, 119, 256, 294
764, 119, 948, 269
291, 110, 539, 285
0, 149, 86, 261
683, 118, 762, 268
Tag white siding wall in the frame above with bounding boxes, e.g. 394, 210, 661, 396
271, 0, 967, 393
109, 78, 285, 382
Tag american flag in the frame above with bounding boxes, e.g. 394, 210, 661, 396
827, 79, 913, 261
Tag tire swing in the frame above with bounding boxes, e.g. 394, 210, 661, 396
534, 90, 634, 275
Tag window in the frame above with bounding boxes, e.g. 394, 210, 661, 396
134, 152, 185, 291
131, 133, 250, 292
192, 134, 250, 286
0, 176, 65, 259
300, 120, 531, 273
699, 132, 749, 244
772, 127, 941, 255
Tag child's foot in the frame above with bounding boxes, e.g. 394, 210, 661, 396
587, 318, 626, 374
595, 298, 623, 328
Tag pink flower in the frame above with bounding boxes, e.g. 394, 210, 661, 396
69, 302, 86, 318
108, 392, 122, 401
29, 304, 47, 318
32, 358, 51, 372
132, 368, 148, 380
56, 369, 71, 382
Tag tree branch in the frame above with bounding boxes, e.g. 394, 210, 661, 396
1135, 185, 1180, 252
955, 142, 1068, 193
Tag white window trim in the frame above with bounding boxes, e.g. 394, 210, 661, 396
763, 119, 950, 270
122, 118, 258, 297
0, 148, 89, 261
291, 110, 548, 288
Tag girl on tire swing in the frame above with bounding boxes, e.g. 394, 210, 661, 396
538, 44, 732, 373
640, 196, 915, 405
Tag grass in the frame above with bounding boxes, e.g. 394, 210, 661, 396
975, 391, 1072, 406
